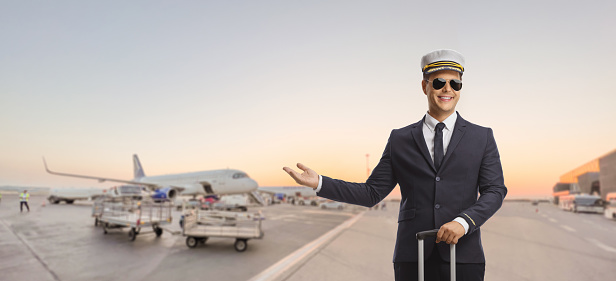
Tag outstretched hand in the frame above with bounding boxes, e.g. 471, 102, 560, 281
282, 163, 319, 189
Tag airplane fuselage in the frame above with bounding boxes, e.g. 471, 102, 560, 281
136, 169, 257, 196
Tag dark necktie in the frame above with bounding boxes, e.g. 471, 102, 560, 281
434, 122, 445, 170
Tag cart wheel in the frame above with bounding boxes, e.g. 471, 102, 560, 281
103, 223, 109, 234
200, 237, 208, 244
154, 227, 163, 237
186, 237, 198, 248
94, 218, 99, 227
234, 239, 248, 252
128, 228, 137, 241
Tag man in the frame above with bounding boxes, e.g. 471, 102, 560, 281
283, 49, 507, 280
20, 190, 30, 212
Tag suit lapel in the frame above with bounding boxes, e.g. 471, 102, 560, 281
441, 114, 467, 170
411, 118, 436, 172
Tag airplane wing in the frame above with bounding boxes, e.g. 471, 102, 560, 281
257, 186, 316, 197
256, 188, 276, 195
257, 186, 292, 194
43, 157, 162, 190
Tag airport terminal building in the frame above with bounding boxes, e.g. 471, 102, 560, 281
552, 149, 616, 202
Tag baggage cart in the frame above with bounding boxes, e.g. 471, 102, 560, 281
416, 229, 456, 281
182, 209, 264, 252
92, 195, 173, 241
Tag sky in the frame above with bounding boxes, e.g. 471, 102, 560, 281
1, 0, 615, 198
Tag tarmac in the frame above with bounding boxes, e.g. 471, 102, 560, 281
285, 208, 397, 280
254, 204, 398, 281
2, 192, 616, 281
254, 199, 616, 281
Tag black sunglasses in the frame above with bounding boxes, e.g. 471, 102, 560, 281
426, 78, 462, 91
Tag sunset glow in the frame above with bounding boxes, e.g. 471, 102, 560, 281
1, 1, 615, 199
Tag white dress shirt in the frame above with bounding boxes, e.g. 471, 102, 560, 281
423, 112, 456, 163
316, 112, 469, 234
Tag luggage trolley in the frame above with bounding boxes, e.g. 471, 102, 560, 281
182, 209, 264, 252
92, 195, 173, 241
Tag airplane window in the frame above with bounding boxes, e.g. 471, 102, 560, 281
232, 173, 247, 179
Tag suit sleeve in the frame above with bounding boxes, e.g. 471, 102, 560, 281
317, 132, 398, 208
458, 128, 507, 234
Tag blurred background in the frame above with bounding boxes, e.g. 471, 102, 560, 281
1, 0, 615, 199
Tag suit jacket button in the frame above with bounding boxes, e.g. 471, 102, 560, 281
435, 204, 441, 209
435, 177, 441, 182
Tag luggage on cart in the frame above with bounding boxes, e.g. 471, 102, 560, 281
182, 209, 264, 252
416, 229, 456, 281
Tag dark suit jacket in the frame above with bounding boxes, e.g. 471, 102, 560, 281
317, 113, 507, 263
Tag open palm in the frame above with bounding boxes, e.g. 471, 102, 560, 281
282, 163, 319, 189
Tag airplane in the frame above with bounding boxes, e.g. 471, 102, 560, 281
43, 154, 263, 203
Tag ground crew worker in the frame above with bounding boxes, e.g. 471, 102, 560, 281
20, 190, 30, 212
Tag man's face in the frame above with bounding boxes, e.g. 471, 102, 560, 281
422, 70, 461, 119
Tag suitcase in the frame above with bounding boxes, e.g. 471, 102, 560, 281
416, 229, 456, 281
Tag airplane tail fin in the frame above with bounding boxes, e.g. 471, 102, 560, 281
133, 154, 145, 179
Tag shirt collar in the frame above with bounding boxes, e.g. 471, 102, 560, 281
424, 112, 458, 132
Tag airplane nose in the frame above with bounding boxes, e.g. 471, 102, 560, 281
249, 178, 258, 189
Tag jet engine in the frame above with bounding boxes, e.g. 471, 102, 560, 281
151, 187, 178, 201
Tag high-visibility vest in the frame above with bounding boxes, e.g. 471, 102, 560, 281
19, 193, 29, 202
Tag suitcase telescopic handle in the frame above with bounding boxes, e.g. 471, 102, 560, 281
416, 229, 439, 240
416, 229, 456, 281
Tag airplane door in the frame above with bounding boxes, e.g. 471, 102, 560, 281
217, 172, 226, 188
